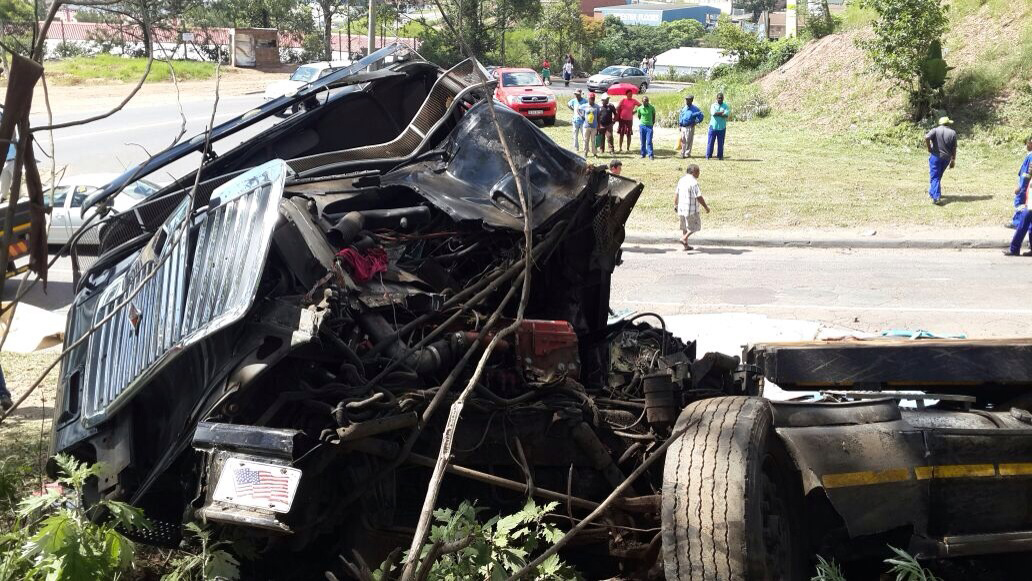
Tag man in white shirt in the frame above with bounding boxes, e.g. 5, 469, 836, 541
673, 164, 710, 250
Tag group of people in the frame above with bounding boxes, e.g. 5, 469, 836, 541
566, 89, 731, 161
540, 54, 578, 87
640, 55, 657, 78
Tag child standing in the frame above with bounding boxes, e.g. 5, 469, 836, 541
674, 164, 710, 251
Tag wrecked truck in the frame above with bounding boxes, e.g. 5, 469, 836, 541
48, 45, 1032, 580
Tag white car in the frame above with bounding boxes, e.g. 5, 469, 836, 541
263, 61, 351, 102
46, 173, 161, 245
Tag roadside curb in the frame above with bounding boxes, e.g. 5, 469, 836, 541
623, 233, 1003, 250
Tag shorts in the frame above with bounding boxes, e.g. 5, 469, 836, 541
679, 213, 701, 234
617, 120, 632, 135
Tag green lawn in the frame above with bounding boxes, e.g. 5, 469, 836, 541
46, 55, 218, 85
539, 97, 1016, 232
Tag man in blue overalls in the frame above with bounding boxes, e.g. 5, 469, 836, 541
1009, 137, 1032, 228
1007, 168, 1032, 256
924, 116, 956, 205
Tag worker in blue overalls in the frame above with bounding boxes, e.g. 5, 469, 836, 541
1009, 137, 1032, 229
1007, 160, 1032, 256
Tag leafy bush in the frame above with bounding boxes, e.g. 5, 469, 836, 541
162, 523, 241, 581
377, 500, 577, 580
710, 63, 733, 79
764, 37, 802, 70
51, 42, 93, 60
811, 547, 942, 581
0, 454, 151, 581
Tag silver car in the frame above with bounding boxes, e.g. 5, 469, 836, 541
586, 65, 649, 94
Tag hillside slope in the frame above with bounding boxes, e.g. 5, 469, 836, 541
759, 1, 1032, 142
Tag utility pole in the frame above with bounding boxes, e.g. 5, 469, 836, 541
367, 0, 376, 70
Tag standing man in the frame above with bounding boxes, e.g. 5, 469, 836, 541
640, 56, 649, 75
674, 164, 710, 250
567, 89, 587, 151
1006, 178, 1031, 256
647, 55, 657, 78
616, 89, 639, 153
580, 92, 601, 158
562, 60, 574, 87
597, 95, 617, 154
677, 95, 704, 158
541, 58, 552, 86
706, 93, 730, 160
924, 116, 957, 205
635, 96, 657, 160
1009, 136, 1032, 228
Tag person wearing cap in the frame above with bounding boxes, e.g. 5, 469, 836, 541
567, 89, 587, 151
616, 89, 640, 153
597, 95, 617, 154
677, 95, 704, 158
635, 96, 657, 160
579, 92, 602, 157
924, 116, 957, 205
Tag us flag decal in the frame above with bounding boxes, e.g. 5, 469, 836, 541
212, 458, 302, 514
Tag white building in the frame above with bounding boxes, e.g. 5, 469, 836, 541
653, 46, 736, 77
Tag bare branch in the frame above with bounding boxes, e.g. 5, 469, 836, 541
31, 19, 154, 132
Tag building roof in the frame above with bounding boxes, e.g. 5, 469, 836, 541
596, 2, 720, 12
654, 46, 735, 69
32, 21, 418, 51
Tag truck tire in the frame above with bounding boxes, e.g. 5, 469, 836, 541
661, 396, 806, 581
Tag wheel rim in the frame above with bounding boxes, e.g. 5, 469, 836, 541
761, 454, 794, 580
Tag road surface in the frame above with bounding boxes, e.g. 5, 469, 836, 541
613, 244, 1032, 339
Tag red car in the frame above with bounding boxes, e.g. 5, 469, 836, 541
493, 67, 557, 126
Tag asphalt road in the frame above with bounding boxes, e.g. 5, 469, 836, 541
30, 94, 270, 178
9, 245, 1032, 343
612, 245, 1032, 339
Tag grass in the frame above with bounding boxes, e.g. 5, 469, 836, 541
45, 55, 218, 85
0, 351, 58, 527
539, 87, 1015, 233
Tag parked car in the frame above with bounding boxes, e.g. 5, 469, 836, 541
263, 61, 351, 102
45, 173, 160, 244
587, 65, 649, 94
492, 67, 557, 126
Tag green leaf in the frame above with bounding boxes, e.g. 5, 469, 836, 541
204, 549, 241, 580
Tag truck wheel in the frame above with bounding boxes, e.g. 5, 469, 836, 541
661, 397, 806, 581
543, 116, 556, 127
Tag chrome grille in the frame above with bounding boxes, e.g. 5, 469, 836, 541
80, 160, 288, 427
521, 95, 547, 103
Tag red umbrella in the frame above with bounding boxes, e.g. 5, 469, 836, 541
607, 82, 639, 96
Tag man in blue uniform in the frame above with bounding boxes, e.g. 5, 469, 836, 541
1009, 137, 1032, 228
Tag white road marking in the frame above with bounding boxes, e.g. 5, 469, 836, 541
40, 112, 240, 143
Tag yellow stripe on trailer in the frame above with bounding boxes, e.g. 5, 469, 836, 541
822, 463, 1024, 488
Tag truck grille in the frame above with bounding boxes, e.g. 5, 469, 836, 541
80, 160, 288, 427
521, 95, 547, 103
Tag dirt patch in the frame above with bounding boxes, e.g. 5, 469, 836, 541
758, 28, 903, 130
946, 2, 1028, 71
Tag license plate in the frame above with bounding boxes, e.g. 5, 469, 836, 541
212, 457, 302, 513
528, 109, 544, 115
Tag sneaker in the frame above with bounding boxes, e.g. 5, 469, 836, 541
1006, 222, 1018, 229
1004, 250, 1020, 256
1023, 250, 1032, 256
0, 395, 12, 412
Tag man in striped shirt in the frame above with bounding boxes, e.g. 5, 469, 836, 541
674, 164, 710, 251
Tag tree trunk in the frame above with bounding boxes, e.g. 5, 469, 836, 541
345, 2, 352, 59
323, 3, 333, 61
499, 0, 507, 64
821, 0, 832, 30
